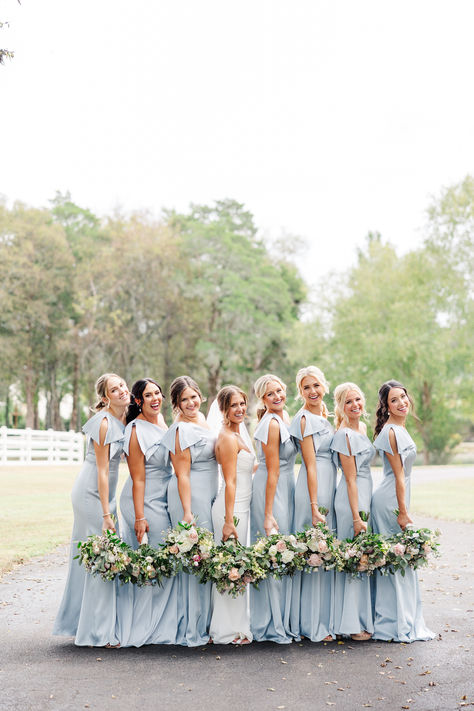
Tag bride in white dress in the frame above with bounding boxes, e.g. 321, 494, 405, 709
208, 386, 255, 645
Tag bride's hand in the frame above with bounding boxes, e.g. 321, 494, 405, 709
264, 514, 278, 536
222, 522, 238, 541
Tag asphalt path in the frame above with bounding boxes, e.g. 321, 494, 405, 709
1, 513, 473, 711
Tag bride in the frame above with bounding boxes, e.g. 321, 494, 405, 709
208, 386, 255, 645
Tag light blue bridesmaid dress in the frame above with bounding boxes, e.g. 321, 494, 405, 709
162, 421, 218, 647
331, 427, 375, 636
117, 418, 179, 646
371, 424, 434, 642
250, 412, 297, 644
289, 409, 336, 641
53, 411, 124, 646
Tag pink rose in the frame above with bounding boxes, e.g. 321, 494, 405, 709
189, 529, 199, 543
228, 567, 241, 581
308, 554, 323, 567
276, 540, 287, 552
393, 543, 406, 556
169, 544, 179, 555
192, 554, 201, 562
318, 540, 329, 553
243, 574, 252, 584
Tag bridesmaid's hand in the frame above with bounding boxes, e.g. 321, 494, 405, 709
102, 514, 116, 533
182, 512, 194, 525
264, 514, 278, 536
311, 507, 326, 527
397, 512, 413, 530
222, 522, 238, 542
135, 518, 149, 543
353, 518, 367, 536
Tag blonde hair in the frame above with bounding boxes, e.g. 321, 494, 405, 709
254, 373, 287, 421
93, 373, 124, 412
296, 366, 329, 418
333, 382, 367, 429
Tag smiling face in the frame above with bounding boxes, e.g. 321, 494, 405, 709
139, 382, 163, 419
300, 375, 325, 411
179, 386, 202, 419
105, 376, 130, 408
343, 389, 363, 422
226, 391, 247, 425
263, 380, 286, 414
387, 387, 410, 419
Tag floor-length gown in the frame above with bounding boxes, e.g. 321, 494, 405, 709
53, 411, 124, 646
289, 409, 336, 641
331, 427, 375, 636
162, 421, 218, 647
209, 446, 255, 644
371, 424, 434, 642
117, 418, 179, 646
250, 412, 297, 644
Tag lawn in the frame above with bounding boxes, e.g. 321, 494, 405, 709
0, 465, 472, 575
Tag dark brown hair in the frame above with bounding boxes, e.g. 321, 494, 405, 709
374, 380, 416, 438
126, 378, 163, 424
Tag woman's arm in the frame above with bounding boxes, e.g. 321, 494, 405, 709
386, 428, 413, 530
126, 427, 149, 544
262, 419, 281, 535
218, 434, 239, 541
339, 434, 366, 536
170, 430, 193, 524
300, 416, 326, 526
93, 417, 114, 532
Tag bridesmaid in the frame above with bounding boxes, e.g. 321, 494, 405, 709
53, 373, 129, 646
331, 382, 375, 641
209, 386, 255, 645
289, 366, 336, 642
371, 380, 434, 642
250, 373, 297, 644
161, 376, 219, 647
118, 378, 179, 646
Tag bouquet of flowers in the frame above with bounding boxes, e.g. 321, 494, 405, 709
252, 533, 309, 579
297, 522, 338, 572
336, 531, 390, 577
386, 526, 441, 575
75, 530, 135, 583
200, 537, 267, 597
162, 521, 214, 576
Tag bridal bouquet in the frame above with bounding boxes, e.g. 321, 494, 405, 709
386, 526, 441, 575
162, 521, 215, 575
201, 538, 266, 597
252, 533, 309, 579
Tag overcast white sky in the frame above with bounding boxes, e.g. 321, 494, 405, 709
1, 0, 474, 286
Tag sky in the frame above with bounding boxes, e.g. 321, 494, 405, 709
1, 0, 474, 287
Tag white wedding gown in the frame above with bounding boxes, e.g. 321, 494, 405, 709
209, 447, 255, 644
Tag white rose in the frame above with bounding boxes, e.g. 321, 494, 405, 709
281, 550, 295, 563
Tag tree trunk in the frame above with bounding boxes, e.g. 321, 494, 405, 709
24, 365, 35, 428
71, 352, 80, 431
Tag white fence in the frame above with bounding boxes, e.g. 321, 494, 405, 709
0, 426, 84, 465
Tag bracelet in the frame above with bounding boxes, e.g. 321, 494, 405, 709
102, 513, 111, 517
353, 517, 362, 522
310, 501, 318, 505
135, 517, 146, 522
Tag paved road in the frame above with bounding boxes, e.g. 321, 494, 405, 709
1, 515, 473, 711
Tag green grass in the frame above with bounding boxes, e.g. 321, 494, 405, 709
0, 463, 129, 575
0, 466, 472, 576
411, 478, 474, 523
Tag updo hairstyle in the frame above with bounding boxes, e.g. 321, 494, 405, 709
93, 373, 125, 412
170, 375, 203, 414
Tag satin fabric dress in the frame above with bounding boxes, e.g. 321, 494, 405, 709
250, 412, 297, 644
371, 424, 434, 642
288, 409, 336, 641
331, 427, 375, 636
53, 411, 124, 646
209, 446, 255, 644
117, 418, 179, 646
162, 421, 218, 646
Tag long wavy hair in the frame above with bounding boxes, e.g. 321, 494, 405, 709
295, 365, 329, 419
333, 382, 367, 430
169, 375, 203, 415
126, 378, 163, 424
217, 385, 248, 425
92, 373, 125, 412
254, 373, 287, 421
374, 380, 416, 438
